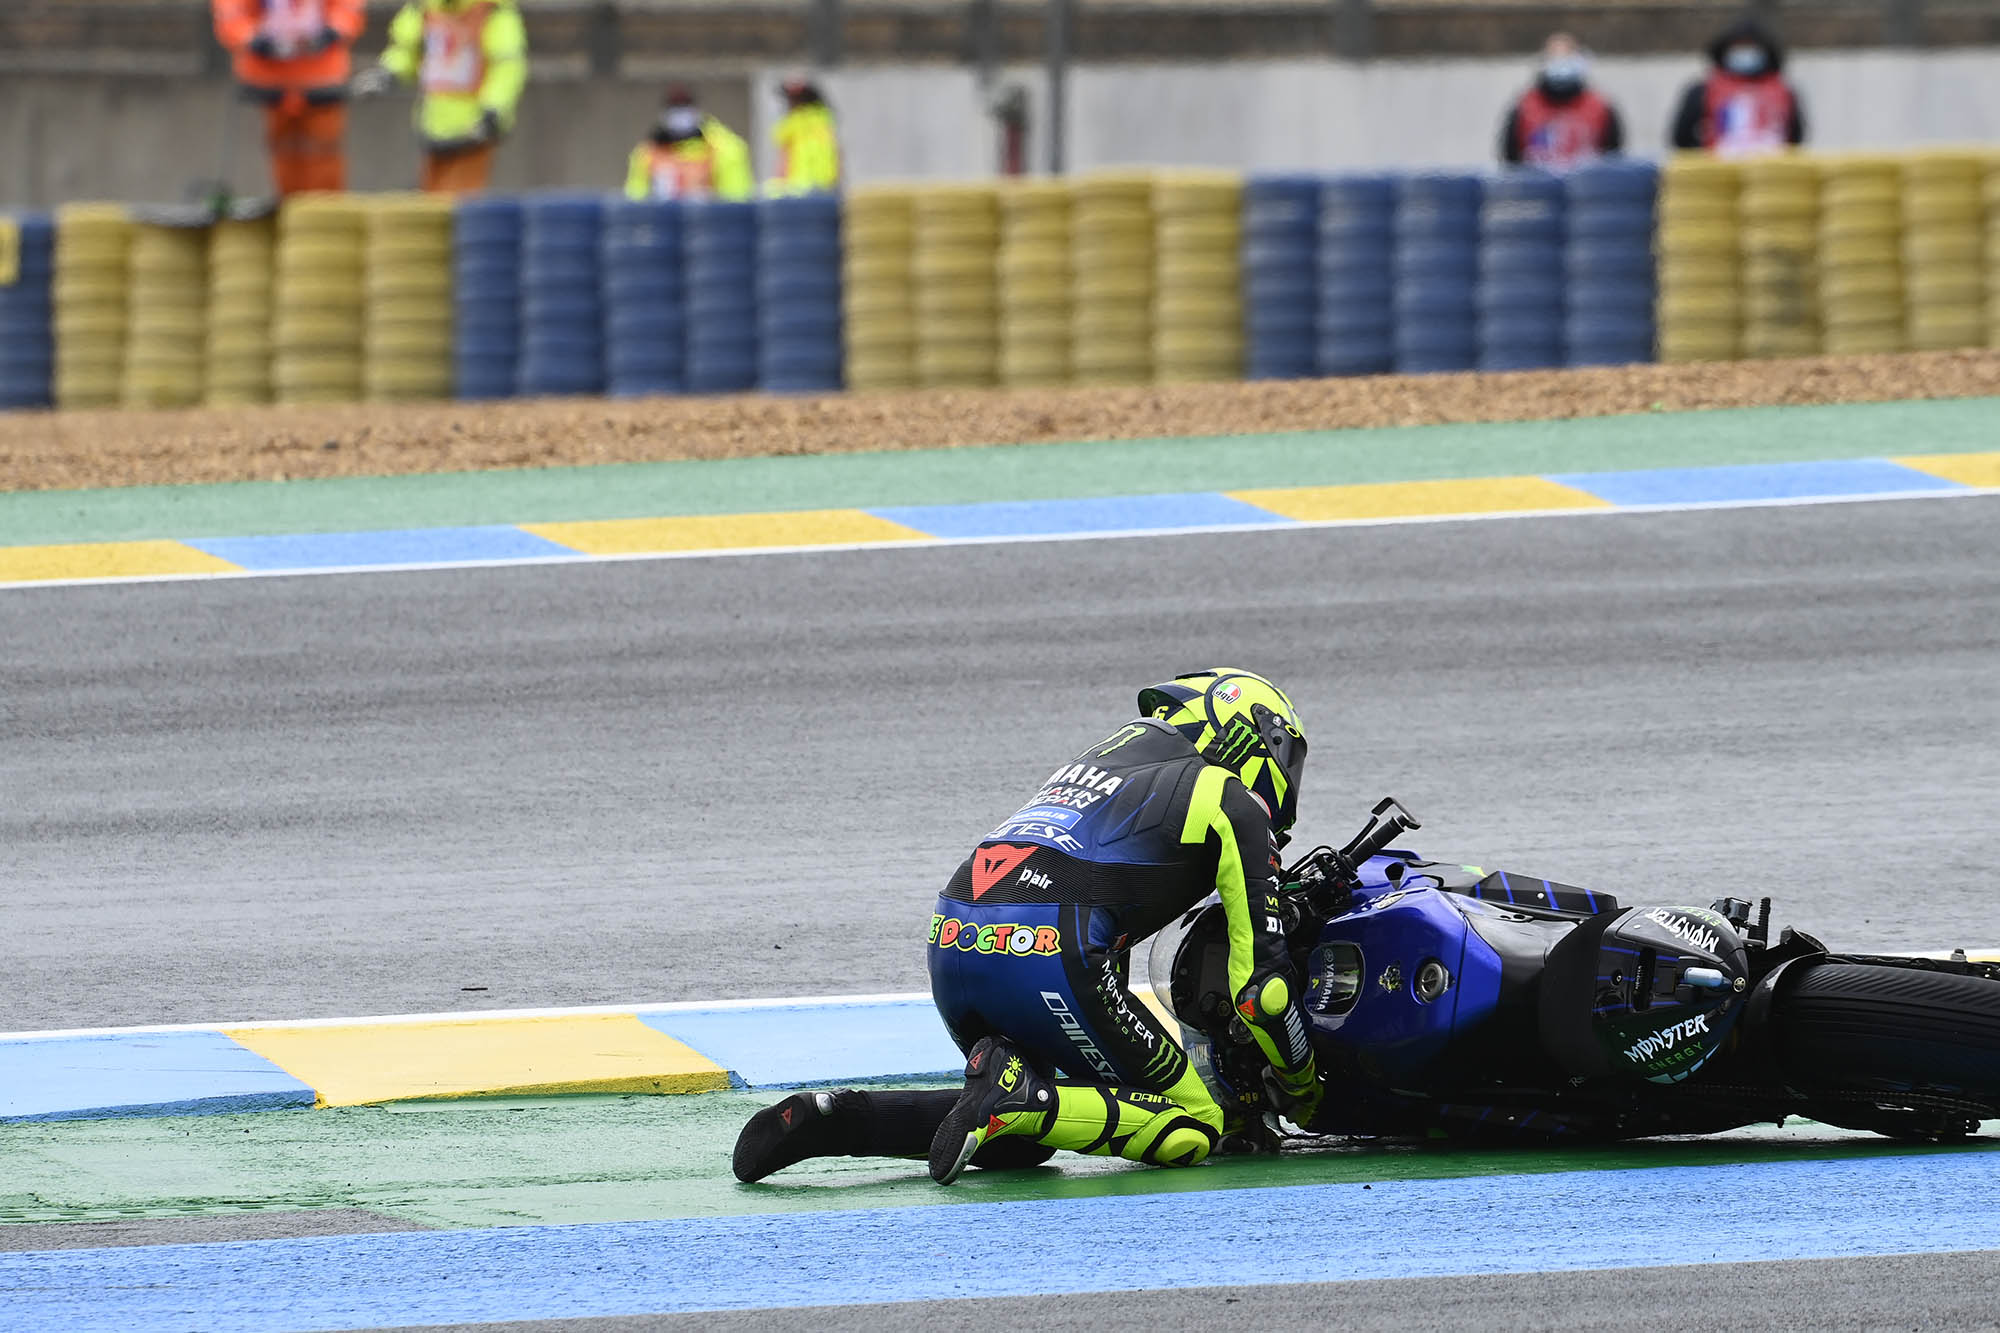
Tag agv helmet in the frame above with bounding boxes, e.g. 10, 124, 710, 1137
1137, 668, 1308, 836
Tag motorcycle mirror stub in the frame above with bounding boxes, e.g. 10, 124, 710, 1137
1539, 905, 1750, 1085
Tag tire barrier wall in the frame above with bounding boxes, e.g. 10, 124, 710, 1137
1819, 155, 1903, 356
124, 216, 207, 408
686, 200, 759, 395
1071, 171, 1155, 387
758, 195, 842, 393
1741, 155, 1821, 360
1477, 170, 1563, 372
841, 186, 915, 393
1241, 174, 1319, 381
602, 199, 685, 398
1903, 151, 1987, 353
274, 195, 365, 405
1395, 172, 1483, 374
1564, 161, 1657, 368
52, 204, 131, 409
1317, 173, 1396, 377
0, 214, 55, 410
1154, 171, 1243, 383
518, 193, 605, 397
207, 215, 274, 406
365, 195, 454, 404
11, 152, 2000, 413
913, 184, 999, 388
998, 180, 1071, 387
454, 196, 522, 400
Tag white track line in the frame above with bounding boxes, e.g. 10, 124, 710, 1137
8, 952, 1996, 1043
0, 991, 938, 1043
2, 483, 1991, 594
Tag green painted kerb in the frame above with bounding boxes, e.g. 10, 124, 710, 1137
4, 1094, 1994, 1232
0, 397, 1994, 547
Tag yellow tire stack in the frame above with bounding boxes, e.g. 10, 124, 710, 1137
122, 217, 208, 408
842, 186, 917, 392
205, 215, 276, 406
1152, 171, 1243, 383
1737, 155, 1819, 359
911, 184, 999, 388
273, 193, 366, 404
1654, 155, 1742, 363
1988, 158, 2000, 347
364, 194, 454, 402
52, 204, 133, 409
997, 180, 1071, 387
1817, 155, 1904, 355
1070, 171, 1156, 386
1900, 150, 1986, 352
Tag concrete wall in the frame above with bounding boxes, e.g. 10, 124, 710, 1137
7, 49, 2000, 207
806, 48, 2000, 182
0, 74, 752, 208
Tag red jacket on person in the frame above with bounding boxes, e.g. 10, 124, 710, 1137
1504, 86, 1621, 170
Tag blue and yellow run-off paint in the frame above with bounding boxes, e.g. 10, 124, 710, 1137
3, 452, 1993, 589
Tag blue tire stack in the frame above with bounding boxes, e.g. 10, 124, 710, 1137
1393, 173, 1482, 373
0, 213, 55, 410
684, 200, 759, 394
1563, 160, 1659, 367
756, 195, 842, 393
1316, 174, 1396, 377
1476, 170, 1566, 371
452, 197, 522, 400
517, 193, 605, 396
601, 199, 686, 397
1240, 175, 1321, 380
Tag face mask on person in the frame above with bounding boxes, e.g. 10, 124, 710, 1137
1723, 43, 1768, 76
655, 106, 702, 143
1540, 54, 1589, 98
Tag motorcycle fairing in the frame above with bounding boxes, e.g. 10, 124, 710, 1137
1539, 904, 1749, 1084
1305, 888, 1505, 1081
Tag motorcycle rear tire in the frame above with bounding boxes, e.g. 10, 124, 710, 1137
1773, 963, 2000, 1101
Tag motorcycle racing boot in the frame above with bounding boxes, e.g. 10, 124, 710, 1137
737, 1088, 1058, 1182
928, 1037, 1054, 1184
734, 1091, 850, 1183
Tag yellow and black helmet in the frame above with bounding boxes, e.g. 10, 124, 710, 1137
1137, 668, 1308, 835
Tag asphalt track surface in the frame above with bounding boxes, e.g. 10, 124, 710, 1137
409, 1250, 2000, 1332
5, 493, 1999, 1032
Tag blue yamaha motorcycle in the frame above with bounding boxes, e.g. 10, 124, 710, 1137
1155, 799, 2000, 1144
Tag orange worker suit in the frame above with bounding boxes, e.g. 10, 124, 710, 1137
212, 0, 365, 195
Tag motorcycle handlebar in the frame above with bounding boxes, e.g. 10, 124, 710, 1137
1342, 796, 1421, 866
1284, 798, 1423, 903
1344, 800, 1424, 860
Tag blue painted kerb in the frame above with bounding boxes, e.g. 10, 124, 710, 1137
0, 1031, 313, 1122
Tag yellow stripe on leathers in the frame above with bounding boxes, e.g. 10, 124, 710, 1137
226, 1013, 729, 1107
524, 509, 926, 556
1897, 452, 2000, 489
0, 541, 238, 584
1232, 476, 1610, 522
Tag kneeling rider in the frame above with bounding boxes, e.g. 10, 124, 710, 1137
734, 668, 1321, 1184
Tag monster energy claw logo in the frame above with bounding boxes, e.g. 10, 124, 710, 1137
1209, 717, 1260, 767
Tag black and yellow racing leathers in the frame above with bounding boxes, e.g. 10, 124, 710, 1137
928, 716, 1316, 1166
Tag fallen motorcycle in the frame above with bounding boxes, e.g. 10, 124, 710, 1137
1155, 799, 2000, 1144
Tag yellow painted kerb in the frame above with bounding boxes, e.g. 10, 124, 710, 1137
524, 509, 928, 556
1897, 452, 2000, 489
0, 540, 239, 584
1231, 476, 1610, 523
226, 1012, 730, 1106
